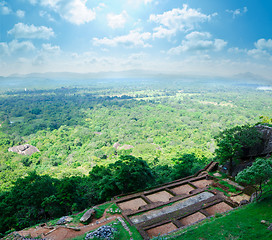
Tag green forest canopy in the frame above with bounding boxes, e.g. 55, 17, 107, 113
0, 80, 272, 236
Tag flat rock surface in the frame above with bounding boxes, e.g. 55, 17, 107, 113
80, 209, 95, 222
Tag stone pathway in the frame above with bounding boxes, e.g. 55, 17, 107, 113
117, 217, 133, 240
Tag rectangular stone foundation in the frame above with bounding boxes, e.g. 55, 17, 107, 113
170, 184, 195, 195
179, 212, 206, 226
205, 202, 233, 215
118, 197, 147, 211
146, 191, 174, 203
146, 222, 177, 238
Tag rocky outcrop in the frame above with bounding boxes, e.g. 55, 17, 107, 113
56, 216, 73, 225
243, 125, 272, 157
112, 143, 134, 150
118, 144, 134, 150
256, 125, 272, 155
94, 131, 102, 135
80, 208, 96, 223
113, 142, 121, 149
85, 225, 117, 240
8, 144, 39, 156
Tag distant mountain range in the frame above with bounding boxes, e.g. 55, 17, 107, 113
232, 72, 271, 84
1, 70, 271, 85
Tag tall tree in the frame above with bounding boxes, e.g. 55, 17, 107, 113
215, 125, 261, 175
236, 158, 272, 201
171, 154, 200, 180
111, 155, 155, 193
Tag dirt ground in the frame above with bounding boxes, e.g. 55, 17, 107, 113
179, 212, 206, 226
146, 191, 174, 203
170, 184, 195, 195
191, 179, 213, 188
18, 227, 52, 238
205, 202, 233, 215
18, 212, 122, 240
146, 222, 177, 238
118, 197, 147, 211
230, 193, 250, 203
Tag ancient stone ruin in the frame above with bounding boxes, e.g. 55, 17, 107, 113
113, 161, 244, 239
8, 144, 39, 156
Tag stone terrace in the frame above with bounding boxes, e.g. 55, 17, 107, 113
113, 161, 248, 239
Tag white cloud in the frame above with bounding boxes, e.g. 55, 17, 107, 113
247, 38, 272, 60
0, 2, 25, 17
168, 31, 227, 55
8, 23, 54, 39
150, 4, 215, 38
128, 0, 153, 5
33, 44, 61, 65
29, 0, 37, 4
39, 10, 55, 21
40, 0, 96, 25
128, 52, 147, 61
95, 3, 106, 11
226, 7, 248, 18
9, 40, 35, 54
185, 31, 211, 40
0, 40, 36, 57
0, 42, 9, 55
93, 29, 152, 48
247, 48, 270, 59
254, 38, 272, 51
152, 26, 176, 39
16, 10, 25, 18
0, 1, 11, 15
41, 43, 61, 54
229, 39, 272, 60
144, 0, 153, 4
228, 47, 247, 54
107, 11, 128, 29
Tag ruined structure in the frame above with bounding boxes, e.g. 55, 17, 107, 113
113, 162, 248, 239
8, 144, 39, 156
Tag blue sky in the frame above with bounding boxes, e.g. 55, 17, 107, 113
1, 0, 272, 79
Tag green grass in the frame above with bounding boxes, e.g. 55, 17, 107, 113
105, 203, 121, 215
123, 219, 142, 240
47, 218, 59, 226
165, 192, 272, 240
68, 235, 86, 240
209, 185, 230, 196
94, 203, 120, 219
218, 180, 240, 193
70, 210, 88, 225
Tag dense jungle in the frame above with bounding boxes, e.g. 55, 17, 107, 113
0, 77, 271, 235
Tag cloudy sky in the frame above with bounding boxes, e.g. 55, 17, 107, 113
1, 0, 272, 78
